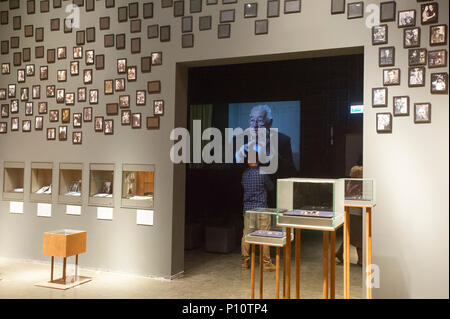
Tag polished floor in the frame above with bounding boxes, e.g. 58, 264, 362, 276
0, 231, 363, 299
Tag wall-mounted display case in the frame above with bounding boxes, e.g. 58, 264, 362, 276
58, 163, 83, 205
244, 208, 290, 246
121, 164, 154, 209
344, 178, 376, 207
3, 161, 25, 201
89, 163, 114, 207
276, 178, 344, 228
30, 162, 53, 203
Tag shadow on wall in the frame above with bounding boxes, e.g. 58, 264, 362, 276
373, 256, 409, 299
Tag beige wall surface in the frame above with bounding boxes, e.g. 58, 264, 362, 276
0, 0, 448, 297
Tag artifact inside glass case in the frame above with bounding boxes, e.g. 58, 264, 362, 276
344, 178, 376, 207
121, 164, 154, 209
58, 163, 83, 205
3, 161, 25, 200
277, 178, 344, 228
30, 162, 53, 202
244, 208, 290, 246
89, 164, 114, 207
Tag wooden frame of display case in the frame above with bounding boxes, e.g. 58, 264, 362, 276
30, 162, 53, 203
88, 163, 115, 207
121, 164, 155, 209
58, 163, 83, 205
2, 161, 25, 201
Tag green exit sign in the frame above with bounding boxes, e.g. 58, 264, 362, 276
350, 105, 364, 114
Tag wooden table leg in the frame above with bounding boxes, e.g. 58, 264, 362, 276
285, 228, 291, 299
251, 244, 255, 299
276, 247, 280, 299
75, 254, 79, 280
259, 245, 263, 299
330, 231, 336, 299
344, 207, 351, 299
283, 244, 286, 298
62, 257, 67, 283
323, 231, 329, 299
366, 207, 373, 299
295, 229, 301, 299
50, 256, 54, 282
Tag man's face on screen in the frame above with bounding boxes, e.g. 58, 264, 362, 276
249, 109, 270, 135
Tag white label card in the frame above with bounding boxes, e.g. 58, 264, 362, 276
137, 210, 154, 226
10, 201, 24, 214
66, 205, 82, 216
97, 207, 113, 220
37, 203, 52, 217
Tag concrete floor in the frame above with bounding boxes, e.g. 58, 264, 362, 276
0, 230, 363, 299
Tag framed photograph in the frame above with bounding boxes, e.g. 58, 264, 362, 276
428, 50, 447, 68
104, 119, 114, 135
62, 108, 70, 124
84, 69, 93, 84
115, 78, 126, 91
220, 9, 235, 23
65, 92, 75, 105
22, 120, 31, 132
372, 87, 387, 108
143, 2, 154, 18
255, 20, 269, 35
25, 25, 34, 37
104, 34, 114, 47
8, 84, 16, 98
46, 85, 55, 98
414, 103, 431, 124
13, 52, 22, 66
174, 1, 184, 17
73, 46, 83, 59
136, 90, 146, 105
96, 55, 105, 70
131, 19, 141, 33
89, 89, 98, 104
121, 110, 131, 125
73, 132, 82, 145
86, 27, 95, 42
376, 113, 392, 134
0, 90, 5, 101
50, 19, 60, 31
70, 61, 79, 76
147, 116, 160, 129
25, 102, 33, 115
35, 46, 44, 58
127, 66, 137, 81
1, 63, 10, 74
430, 25, 447, 46
56, 89, 65, 103
116, 34, 126, 50
199, 16, 212, 30
182, 16, 193, 33
106, 103, 118, 116
421, 3, 438, 25
104, 80, 114, 95
32, 85, 40, 99
38, 102, 47, 114
1, 104, 8, 117
85, 50, 95, 65
117, 58, 127, 74
0, 122, 7, 134
100, 16, 110, 30
47, 49, 55, 63
379, 47, 395, 67
78, 87, 87, 102
23, 47, 31, 62
57, 47, 66, 59
73, 113, 82, 128
182, 34, 194, 48
76, 30, 85, 45
57, 69, 67, 82
380, 1, 396, 23
148, 24, 159, 38
383, 68, 401, 86
154, 100, 164, 115
160, 25, 171, 42
403, 28, 421, 48
398, 10, 416, 28
17, 69, 25, 83
132, 113, 141, 129
94, 116, 104, 132
64, 18, 73, 33
244, 3, 257, 18
408, 67, 426, 87
11, 100, 19, 113
409, 48, 427, 66
11, 117, 19, 131
118, 6, 128, 22
35, 27, 44, 42
131, 37, 141, 53
35, 116, 43, 130
431, 73, 448, 94
40, 66, 48, 80
49, 110, 59, 122
151, 52, 162, 66
347, 2, 363, 19
83, 107, 93, 122
47, 128, 56, 140
119, 95, 130, 108
20, 88, 29, 101
105, 0, 115, 8
26, 64, 35, 76
141, 57, 151, 73
393, 96, 410, 117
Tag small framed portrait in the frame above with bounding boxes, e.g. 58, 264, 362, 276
62, 108, 70, 123
347, 2, 364, 20
22, 120, 31, 132
421, 3, 438, 25
1, 104, 8, 117
49, 110, 59, 122
136, 90, 146, 105
94, 116, 104, 132
65, 92, 75, 105
121, 110, 131, 125
11, 99, 19, 113
398, 10, 416, 28
8, 84, 16, 98
89, 89, 98, 104
372, 87, 387, 108
430, 25, 447, 46
115, 78, 126, 91
84, 69, 93, 84
96, 54, 105, 70
57, 47, 66, 59
146, 116, 160, 130
40, 66, 48, 80
409, 48, 427, 66
26, 64, 35, 76
17, 69, 25, 83
393, 96, 410, 117
20, 88, 29, 101
104, 80, 114, 95
85, 50, 95, 65
0, 122, 7, 134
151, 52, 162, 66
119, 95, 130, 108
127, 66, 137, 81
408, 67, 426, 87
383, 68, 401, 86
154, 100, 164, 115
46, 85, 55, 98
132, 113, 141, 129
25, 102, 33, 115
428, 50, 447, 68
244, 3, 258, 18
148, 81, 161, 94
32, 85, 40, 99
380, 1, 396, 23
57, 69, 67, 82
106, 103, 118, 116
38, 102, 47, 114
78, 87, 87, 102
83, 107, 93, 122
11, 117, 19, 131
73, 113, 82, 128
47, 128, 56, 140
73, 132, 82, 145
73, 46, 83, 59
70, 61, 79, 76
0, 89, 5, 100
414, 103, 431, 124
104, 119, 114, 135
58, 126, 68, 141
379, 47, 395, 67
56, 89, 65, 103
1, 63, 10, 74
431, 73, 448, 94
376, 113, 392, 134
35, 116, 43, 130
117, 58, 127, 74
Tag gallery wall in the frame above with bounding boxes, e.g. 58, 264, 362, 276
0, 0, 448, 298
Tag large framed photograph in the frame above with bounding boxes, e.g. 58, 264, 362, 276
383, 68, 401, 86
421, 3, 438, 25
132, 113, 141, 129
398, 10, 416, 28
104, 119, 114, 135
414, 103, 431, 124
393, 96, 410, 117
430, 24, 447, 46
431, 72, 448, 94
379, 47, 395, 67
409, 48, 427, 66
408, 67, 426, 87
376, 113, 392, 134
428, 49, 447, 68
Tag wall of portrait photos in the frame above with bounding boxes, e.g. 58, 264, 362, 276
0, 0, 448, 296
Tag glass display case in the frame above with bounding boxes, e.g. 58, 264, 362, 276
244, 208, 291, 246
3, 161, 25, 201
344, 178, 376, 207
89, 163, 114, 207
58, 163, 83, 205
30, 162, 53, 203
121, 164, 154, 209
276, 178, 345, 228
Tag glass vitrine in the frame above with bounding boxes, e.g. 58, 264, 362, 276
30, 162, 53, 203
244, 208, 291, 246
3, 161, 25, 200
121, 164, 154, 209
276, 178, 345, 228
58, 163, 83, 205
89, 163, 114, 207
344, 178, 376, 207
